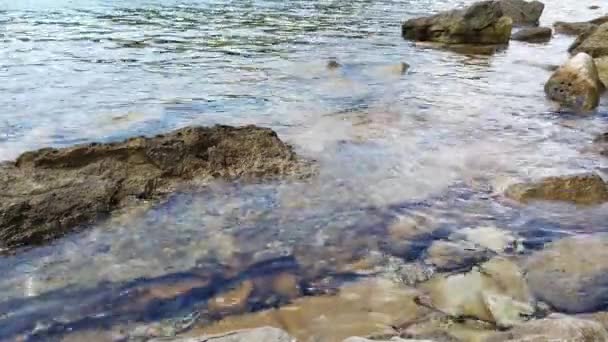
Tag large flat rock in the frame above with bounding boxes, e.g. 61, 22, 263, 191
0, 125, 308, 250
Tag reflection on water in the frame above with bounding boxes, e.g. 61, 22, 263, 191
2, 0, 608, 339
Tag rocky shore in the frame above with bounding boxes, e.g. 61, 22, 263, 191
5, 0, 608, 341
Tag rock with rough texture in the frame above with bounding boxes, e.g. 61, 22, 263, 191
570, 22, 608, 58
498, 0, 545, 26
554, 21, 598, 35
0, 125, 308, 249
402, 1, 513, 45
595, 55, 608, 87
424, 240, 494, 272
151, 327, 295, 342
544, 53, 602, 111
505, 173, 608, 205
483, 314, 608, 341
511, 26, 552, 42
554, 16, 608, 35
525, 234, 608, 313
422, 257, 535, 328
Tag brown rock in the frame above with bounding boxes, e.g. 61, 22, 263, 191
483, 314, 608, 341
544, 52, 601, 111
505, 173, 608, 205
570, 22, 608, 58
0, 125, 309, 250
208, 280, 254, 315
402, 1, 513, 45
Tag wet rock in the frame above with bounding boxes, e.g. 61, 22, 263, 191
185, 279, 430, 342
327, 59, 341, 69
402, 1, 513, 45
414, 42, 508, 55
154, 327, 295, 342
525, 233, 608, 313
0, 125, 308, 249
498, 0, 545, 26
590, 5, 600, 10
505, 173, 608, 205
401, 312, 496, 341
343, 337, 433, 342
554, 21, 598, 35
385, 214, 441, 259
423, 240, 494, 272
450, 226, 522, 254
570, 22, 608, 58
544, 52, 602, 111
421, 257, 535, 328
511, 26, 552, 42
207, 280, 254, 316
483, 314, 608, 341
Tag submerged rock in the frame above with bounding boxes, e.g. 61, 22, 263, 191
421, 257, 535, 328
423, 239, 494, 272
401, 1, 513, 45
525, 234, 608, 313
544, 52, 602, 111
451, 226, 522, 254
511, 26, 552, 42
498, 0, 545, 26
505, 173, 608, 205
570, 22, 608, 58
343, 337, 432, 342
0, 125, 309, 249
483, 314, 608, 341
152, 327, 295, 342
183, 278, 430, 342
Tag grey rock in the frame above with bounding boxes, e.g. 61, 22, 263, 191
402, 1, 513, 45
424, 239, 494, 272
498, 0, 545, 26
511, 26, 552, 42
525, 233, 608, 313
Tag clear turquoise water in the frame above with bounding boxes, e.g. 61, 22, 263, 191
1, 0, 608, 339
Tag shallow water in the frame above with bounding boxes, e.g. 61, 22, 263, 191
2, 0, 608, 339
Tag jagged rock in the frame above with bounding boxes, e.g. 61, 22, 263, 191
525, 233, 608, 313
505, 173, 608, 205
402, 1, 513, 45
570, 22, 608, 57
498, 0, 545, 26
511, 27, 552, 42
0, 125, 309, 249
483, 314, 608, 341
544, 52, 602, 111
151, 327, 295, 342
